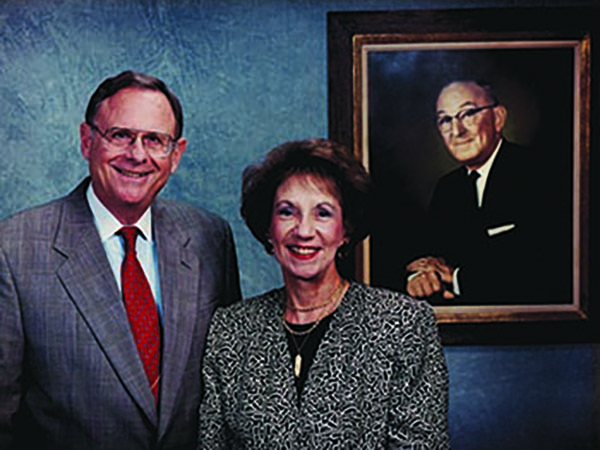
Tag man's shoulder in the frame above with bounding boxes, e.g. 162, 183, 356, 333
154, 197, 230, 228
497, 139, 534, 163
152, 198, 235, 249
434, 165, 466, 190
0, 179, 89, 234
500, 139, 528, 152
436, 139, 531, 187
489, 140, 538, 182
0, 193, 71, 240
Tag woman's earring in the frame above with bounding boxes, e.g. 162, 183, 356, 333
265, 236, 274, 254
336, 240, 350, 259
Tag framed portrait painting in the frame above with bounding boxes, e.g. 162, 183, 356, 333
327, 7, 599, 344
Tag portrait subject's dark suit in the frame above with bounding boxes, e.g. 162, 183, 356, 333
0, 178, 241, 449
425, 140, 571, 305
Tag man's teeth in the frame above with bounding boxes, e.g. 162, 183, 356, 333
117, 168, 148, 177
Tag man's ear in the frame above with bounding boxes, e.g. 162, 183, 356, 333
493, 105, 507, 132
169, 137, 187, 174
80, 122, 92, 160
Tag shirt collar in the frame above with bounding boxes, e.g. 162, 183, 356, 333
86, 182, 153, 243
469, 138, 502, 178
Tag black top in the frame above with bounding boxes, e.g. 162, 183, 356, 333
284, 313, 334, 401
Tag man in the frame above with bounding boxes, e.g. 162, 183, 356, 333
406, 80, 570, 305
0, 70, 241, 449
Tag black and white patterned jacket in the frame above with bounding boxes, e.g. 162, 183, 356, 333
198, 283, 449, 449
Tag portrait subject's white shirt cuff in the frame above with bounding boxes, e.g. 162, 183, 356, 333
407, 271, 420, 282
487, 223, 516, 236
453, 268, 461, 296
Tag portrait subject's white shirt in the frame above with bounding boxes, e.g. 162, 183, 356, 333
453, 138, 503, 295
467, 138, 502, 207
86, 183, 163, 316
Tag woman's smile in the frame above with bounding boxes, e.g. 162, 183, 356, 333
270, 173, 346, 282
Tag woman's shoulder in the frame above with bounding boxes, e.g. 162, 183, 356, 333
345, 283, 440, 345
348, 282, 432, 314
345, 283, 437, 332
212, 287, 284, 325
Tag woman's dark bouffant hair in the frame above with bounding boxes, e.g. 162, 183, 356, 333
241, 138, 372, 255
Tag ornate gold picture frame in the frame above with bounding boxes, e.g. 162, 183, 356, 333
328, 7, 597, 343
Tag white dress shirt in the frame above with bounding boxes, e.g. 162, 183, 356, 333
468, 138, 502, 207
86, 183, 163, 316
453, 139, 503, 295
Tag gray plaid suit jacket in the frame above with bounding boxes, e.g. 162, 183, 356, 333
0, 178, 241, 449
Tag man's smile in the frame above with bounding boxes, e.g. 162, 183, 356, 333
113, 166, 153, 178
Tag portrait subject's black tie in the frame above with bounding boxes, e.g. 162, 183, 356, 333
119, 226, 161, 404
468, 170, 481, 210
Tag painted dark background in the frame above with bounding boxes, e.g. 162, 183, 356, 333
0, 0, 598, 448
367, 47, 574, 298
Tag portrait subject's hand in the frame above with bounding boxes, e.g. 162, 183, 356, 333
406, 256, 455, 300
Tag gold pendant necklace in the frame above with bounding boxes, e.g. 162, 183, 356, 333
292, 338, 308, 377
285, 280, 347, 314
294, 354, 302, 378
282, 280, 348, 377
282, 320, 315, 377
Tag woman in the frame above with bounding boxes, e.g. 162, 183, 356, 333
198, 138, 449, 449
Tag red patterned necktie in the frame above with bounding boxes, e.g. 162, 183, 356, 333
119, 226, 161, 403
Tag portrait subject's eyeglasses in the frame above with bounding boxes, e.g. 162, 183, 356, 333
88, 123, 176, 158
436, 103, 498, 133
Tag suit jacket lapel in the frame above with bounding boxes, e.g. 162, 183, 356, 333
54, 180, 158, 424
481, 141, 522, 207
153, 201, 200, 435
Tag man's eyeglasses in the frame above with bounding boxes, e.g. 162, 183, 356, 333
88, 123, 176, 158
436, 103, 498, 133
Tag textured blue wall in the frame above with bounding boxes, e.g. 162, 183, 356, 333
1, 0, 597, 448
